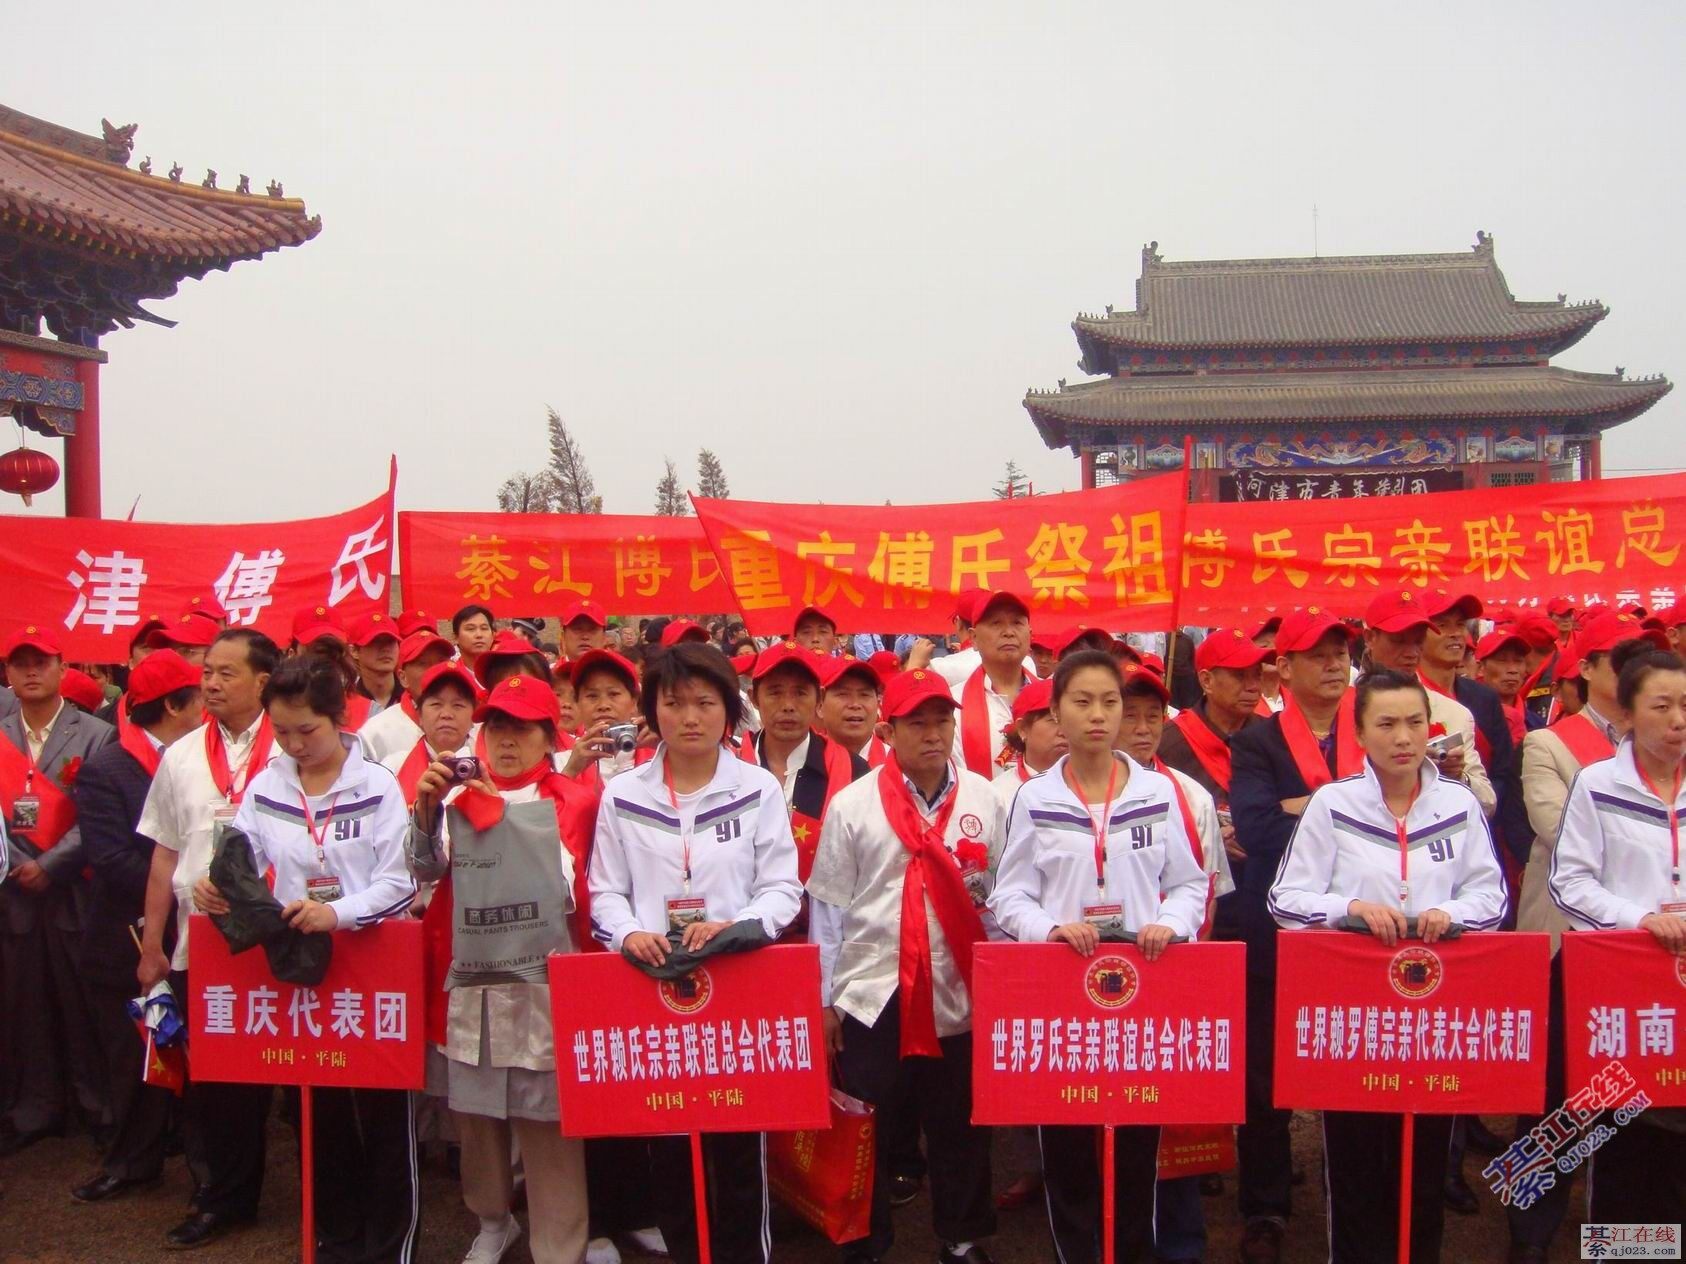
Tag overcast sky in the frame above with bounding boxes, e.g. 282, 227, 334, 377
8, 0, 1683, 524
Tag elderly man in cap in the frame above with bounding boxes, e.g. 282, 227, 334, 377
945, 591, 1033, 782
0, 624, 116, 1155
145, 607, 223, 667
359, 628, 456, 765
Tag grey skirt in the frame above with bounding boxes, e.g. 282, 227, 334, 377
443, 1007, 560, 1123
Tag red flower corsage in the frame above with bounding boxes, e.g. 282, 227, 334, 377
58, 755, 83, 788
954, 840, 989, 872
1428, 722, 1447, 740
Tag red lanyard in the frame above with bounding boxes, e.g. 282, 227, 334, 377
1389, 779, 1423, 907
1064, 757, 1121, 893
662, 757, 695, 894
1636, 760, 1685, 891
299, 792, 343, 870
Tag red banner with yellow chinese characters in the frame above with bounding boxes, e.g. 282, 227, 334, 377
0, 466, 395, 664
1181, 471, 1686, 626
1273, 931, 1550, 1114
397, 510, 731, 618
691, 473, 1188, 637
971, 941, 1246, 1126
1562, 931, 1686, 1108
186, 915, 425, 1090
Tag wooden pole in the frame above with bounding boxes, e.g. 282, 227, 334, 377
1102, 1123, 1116, 1264
1163, 436, 1195, 679
690, 1131, 712, 1264
1397, 1112, 1414, 1264
300, 1085, 316, 1264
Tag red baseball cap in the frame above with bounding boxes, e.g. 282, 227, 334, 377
2, 624, 62, 659
1248, 615, 1283, 640
147, 609, 222, 649
347, 611, 401, 647
660, 619, 709, 648
398, 630, 454, 667
1620, 602, 1648, 618
1573, 611, 1669, 662
1426, 589, 1484, 622
751, 640, 824, 687
473, 673, 560, 725
1120, 662, 1171, 704
291, 605, 345, 646
1138, 651, 1166, 675
1049, 625, 1114, 658
396, 609, 435, 638
881, 668, 961, 720
1546, 597, 1577, 618
791, 604, 837, 632
1500, 611, 1560, 652
866, 650, 901, 687
558, 599, 607, 629
1195, 627, 1271, 673
127, 649, 202, 706
129, 614, 168, 652
821, 657, 882, 694
954, 590, 1030, 625
1275, 607, 1358, 654
59, 667, 105, 712
730, 651, 756, 675
1008, 677, 1055, 726
416, 661, 483, 704
570, 647, 639, 692
1474, 630, 1530, 661
1364, 590, 1433, 635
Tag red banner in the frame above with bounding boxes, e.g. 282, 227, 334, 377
692, 474, 1189, 637
549, 946, 830, 1137
1182, 471, 1686, 627
186, 914, 425, 1090
1273, 931, 1550, 1114
0, 465, 395, 663
1562, 931, 1686, 1108
398, 510, 731, 618
970, 941, 1246, 1126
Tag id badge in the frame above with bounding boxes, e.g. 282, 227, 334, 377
306, 874, 343, 904
11, 795, 40, 832
211, 804, 238, 849
666, 896, 707, 932
960, 862, 990, 909
1662, 901, 1686, 917
1083, 902, 1125, 934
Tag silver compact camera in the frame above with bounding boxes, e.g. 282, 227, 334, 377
605, 724, 638, 755
446, 755, 482, 783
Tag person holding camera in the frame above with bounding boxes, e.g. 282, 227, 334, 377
562, 648, 652, 787
192, 656, 419, 1263
407, 673, 601, 1264
1267, 669, 1506, 1264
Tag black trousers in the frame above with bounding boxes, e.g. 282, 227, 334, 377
1322, 1111, 1452, 1264
587, 1135, 656, 1236
1038, 1123, 1159, 1264
1237, 962, 1293, 1223
1589, 1116, 1686, 1222
293, 1086, 421, 1264
1506, 950, 1573, 1249
173, 970, 272, 1220
88, 976, 171, 1181
649, 1131, 768, 1264
834, 998, 995, 1259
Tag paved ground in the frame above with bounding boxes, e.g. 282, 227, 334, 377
0, 1111, 1585, 1262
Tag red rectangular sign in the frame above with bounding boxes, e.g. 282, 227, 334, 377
549, 946, 830, 1137
970, 941, 1246, 1126
1273, 931, 1549, 1114
1562, 931, 1686, 1108
186, 915, 425, 1090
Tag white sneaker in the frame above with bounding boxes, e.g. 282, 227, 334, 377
625, 1226, 669, 1256
462, 1216, 523, 1264
585, 1237, 622, 1264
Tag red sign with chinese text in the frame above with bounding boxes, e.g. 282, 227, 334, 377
0, 466, 395, 663
1562, 931, 1686, 1108
186, 915, 424, 1090
549, 945, 830, 1137
692, 475, 1189, 636
398, 510, 731, 617
1273, 931, 1549, 1114
970, 941, 1246, 1126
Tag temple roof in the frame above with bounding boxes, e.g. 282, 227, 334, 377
0, 106, 320, 264
1024, 365, 1673, 449
1072, 234, 1605, 363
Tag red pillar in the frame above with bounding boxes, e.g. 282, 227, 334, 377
1080, 447, 1096, 489
65, 358, 101, 518
1587, 437, 1602, 481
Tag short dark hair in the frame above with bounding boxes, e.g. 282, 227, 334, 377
262, 656, 347, 725
1052, 649, 1123, 705
451, 604, 496, 634
212, 627, 280, 677
483, 650, 551, 689
1614, 642, 1686, 712
129, 683, 200, 729
640, 642, 742, 735
1354, 668, 1431, 728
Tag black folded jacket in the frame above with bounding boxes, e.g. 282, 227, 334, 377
621, 919, 772, 981
208, 828, 334, 987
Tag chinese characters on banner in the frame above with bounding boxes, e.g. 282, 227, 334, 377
186, 915, 424, 1090
397, 511, 731, 618
1222, 468, 1466, 503
970, 942, 1246, 1126
1273, 931, 1550, 1114
549, 946, 831, 1137
1561, 931, 1686, 1107
0, 462, 395, 662
691, 474, 1189, 638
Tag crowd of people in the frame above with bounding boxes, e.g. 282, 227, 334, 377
0, 582, 1683, 1264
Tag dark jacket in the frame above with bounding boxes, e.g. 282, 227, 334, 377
75, 740, 163, 988
1453, 675, 1531, 866
752, 733, 871, 821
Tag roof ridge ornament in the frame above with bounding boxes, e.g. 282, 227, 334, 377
1143, 240, 1163, 267
1473, 229, 1493, 255
100, 119, 136, 165
267, 180, 284, 198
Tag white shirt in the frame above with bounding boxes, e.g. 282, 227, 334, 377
1161, 761, 1237, 905
232, 737, 415, 929
753, 732, 809, 808
1426, 688, 1497, 817
990, 753, 1209, 946
1268, 759, 1506, 931
137, 714, 271, 970
23, 697, 66, 763
1550, 740, 1686, 931
358, 701, 421, 766
949, 667, 1022, 780
588, 746, 802, 952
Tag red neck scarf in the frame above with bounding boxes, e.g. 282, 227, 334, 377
118, 709, 163, 779
400, 693, 418, 723
342, 693, 373, 734
1278, 688, 1362, 792
1152, 757, 1206, 871
961, 666, 1023, 778
1499, 697, 1528, 745
877, 754, 985, 1057
1550, 711, 1616, 768
864, 736, 889, 768
1170, 708, 1239, 791
204, 715, 273, 804
0, 724, 76, 850
396, 739, 432, 806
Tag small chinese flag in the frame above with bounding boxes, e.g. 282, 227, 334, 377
790, 811, 823, 884
135, 1021, 186, 1097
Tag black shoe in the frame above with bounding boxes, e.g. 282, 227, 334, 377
1198, 1173, 1224, 1196
1464, 1117, 1508, 1156
1239, 1218, 1284, 1264
889, 1173, 921, 1207
0, 1125, 63, 1158
186, 1183, 210, 1215
1443, 1171, 1480, 1215
938, 1247, 994, 1264
165, 1211, 251, 1250
71, 1172, 156, 1203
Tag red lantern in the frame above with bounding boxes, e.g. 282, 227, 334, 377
0, 446, 61, 507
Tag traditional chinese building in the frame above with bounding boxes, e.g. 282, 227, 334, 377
1024, 234, 1671, 502
0, 105, 320, 516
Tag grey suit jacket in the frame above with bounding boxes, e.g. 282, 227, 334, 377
1, 703, 115, 931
